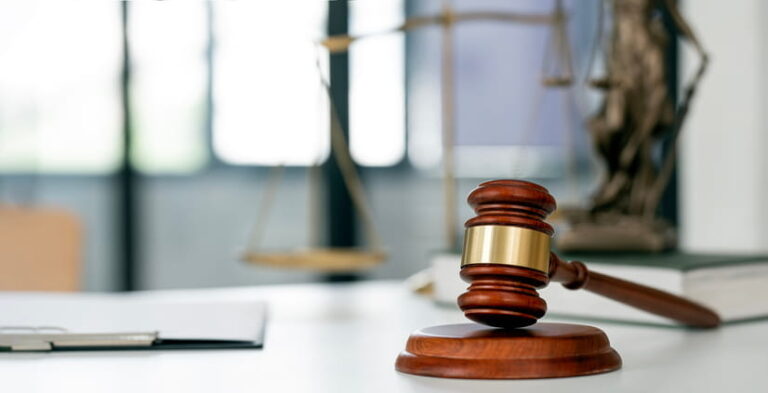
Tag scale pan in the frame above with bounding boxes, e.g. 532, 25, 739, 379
243, 248, 386, 272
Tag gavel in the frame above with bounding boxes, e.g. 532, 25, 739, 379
457, 179, 721, 329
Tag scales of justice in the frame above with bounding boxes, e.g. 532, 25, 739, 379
241, 0, 715, 379
241, 1, 579, 272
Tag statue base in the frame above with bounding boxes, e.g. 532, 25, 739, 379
556, 211, 676, 252
395, 323, 621, 379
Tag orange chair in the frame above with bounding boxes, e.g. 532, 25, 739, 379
0, 206, 81, 291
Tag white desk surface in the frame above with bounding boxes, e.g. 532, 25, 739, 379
0, 280, 765, 393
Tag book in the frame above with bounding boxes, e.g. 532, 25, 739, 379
430, 252, 768, 325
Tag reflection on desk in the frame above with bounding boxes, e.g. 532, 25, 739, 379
0, 281, 765, 393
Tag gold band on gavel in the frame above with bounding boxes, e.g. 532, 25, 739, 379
460, 225, 551, 273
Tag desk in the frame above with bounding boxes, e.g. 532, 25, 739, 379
0, 281, 765, 392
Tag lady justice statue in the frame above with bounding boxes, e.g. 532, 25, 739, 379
557, 0, 708, 252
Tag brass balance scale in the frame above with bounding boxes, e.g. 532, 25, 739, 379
242, 1, 576, 272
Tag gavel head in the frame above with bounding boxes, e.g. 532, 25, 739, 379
458, 179, 557, 329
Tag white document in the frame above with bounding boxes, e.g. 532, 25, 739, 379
0, 292, 267, 351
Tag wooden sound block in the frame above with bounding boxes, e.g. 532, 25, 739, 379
395, 323, 621, 379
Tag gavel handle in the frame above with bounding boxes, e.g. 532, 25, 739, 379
549, 253, 721, 328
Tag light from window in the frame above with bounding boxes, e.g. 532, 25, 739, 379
0, 1, 122, 173
129, 1, 209, 174
212, 1, 329, 166
349, 1, 406, 167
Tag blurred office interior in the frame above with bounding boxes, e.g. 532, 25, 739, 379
0, 0, 764, 292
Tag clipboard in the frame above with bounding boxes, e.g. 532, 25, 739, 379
0, 293, 266, 352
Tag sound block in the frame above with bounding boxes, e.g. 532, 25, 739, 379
395, 323, 621, 379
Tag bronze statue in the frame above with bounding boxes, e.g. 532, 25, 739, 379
558, 0, 708, 252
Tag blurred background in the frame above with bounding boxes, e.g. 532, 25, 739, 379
0, 0, 764, 292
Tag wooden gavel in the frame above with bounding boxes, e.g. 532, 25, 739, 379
457, 179, 721, 329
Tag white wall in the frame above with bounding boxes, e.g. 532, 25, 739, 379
681, 0, 768, 252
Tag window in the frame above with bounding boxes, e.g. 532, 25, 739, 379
0, 2, 409, 173
212, 1, 330, 166
349, 0, 406, 167
129, 1, 209, 174
407, 0, 597, 178
0, 1, 121, 174
212, 1, 407, 168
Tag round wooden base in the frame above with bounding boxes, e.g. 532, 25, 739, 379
395, 323, 621, 379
